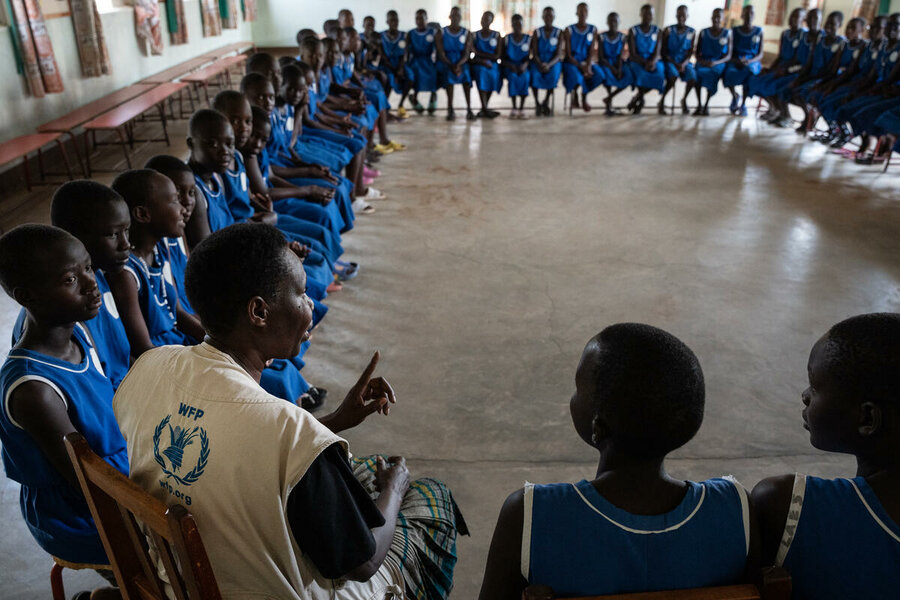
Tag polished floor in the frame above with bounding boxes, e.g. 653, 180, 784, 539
2, 102, 898, 598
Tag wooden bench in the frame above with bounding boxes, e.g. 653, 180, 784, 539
141, 56, 213, 85
82, 82, 189, 176
37, 83, 157, 177
181, 54, 249, 104
65, 432, 223, 600
202, 41, 256, 60
0, 133, 73, 190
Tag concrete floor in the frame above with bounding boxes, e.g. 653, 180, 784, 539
2, 105, 899, 598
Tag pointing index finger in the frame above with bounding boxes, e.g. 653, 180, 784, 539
355, 351, 380, 388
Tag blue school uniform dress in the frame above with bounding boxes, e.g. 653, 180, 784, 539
777, 475, 900, 600
836, 42, 900, 133
157, 237, 192, 315
562, 24, 604, 93
530, 26, 563, 89
194, 172, 235, 233
379, 30, 413, 93
598, 32, 634, 88
303, 85, 368, 156
748, 28, 806, 97
628, 24, 666, 91
723, 26, 763, 87
0, 326, 129, 564
438, 27, 471, 86
10, 272, 131, 390
663, 25, 697, 82
793, 35, 846, 101
408, 27, 438, 93
771, 30, 819, 100
523, 478, 749, 596
504, 33, 532, 97
819, 40, 877, 122
472, 30, 503, 92
696, 28, 732, 93
123, 249, 193, 348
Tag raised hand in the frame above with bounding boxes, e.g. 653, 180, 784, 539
320, 352, 397, 432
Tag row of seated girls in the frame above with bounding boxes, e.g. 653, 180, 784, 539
357, 3, 900, 162
1, 210, 898, 599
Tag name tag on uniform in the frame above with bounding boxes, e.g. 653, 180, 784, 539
651, 33, 657, 42
892, 51, 899, 62
793, 39, 800, 48
853, 49, 860, 59
871, 50, 878, 59
103, 291, 120, 319
753, 35, 760, 44
831, 43, 839, 52
490, 37, 498, 47
240, 172, 248, 192
587, 32, 594, 42
426, 34, 434, 42
286, 116, 294, 131
521, 43, 530, 52
720, 37, 728, 45
459, 34, 466, 44
398, 39, 407, 49
550, 36, 558, 46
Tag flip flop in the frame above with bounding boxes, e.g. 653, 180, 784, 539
300, 386, 328, 411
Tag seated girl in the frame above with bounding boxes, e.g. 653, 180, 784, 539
722, 5, 764, 117
660, 4, 697, 115
597, 12, 634, 116
694, 9, 733, 116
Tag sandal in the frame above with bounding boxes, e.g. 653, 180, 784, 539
335, 260, 359, 280
300, 386, 328, 412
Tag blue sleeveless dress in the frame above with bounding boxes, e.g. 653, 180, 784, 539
778, 475, 900, 600
562, 23, 604, 92
748, 28, 806, 97
663, 25, 697, 82
379, 30, 413, 93
771, 30, 818, 100
438, 26, 471, 85
793, 35, 846, 101
123, 249, 193, 347
844, 43, 900, 135
408, 27, 438, 92
723, 26, 763, 87
696, 28, 731, 93
598, 32, 634, 88
819, 40, 876, 121
0, 326, 129, 564
472, 30, 503, 92
11, 271, 131, 390
504, 33, 532, 97
628, 24, 665, 91
524, 478, 749, 596
529, 26, 563, 89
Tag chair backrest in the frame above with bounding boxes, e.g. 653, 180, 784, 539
64, 432, 222, 600
522, 567, 791, 600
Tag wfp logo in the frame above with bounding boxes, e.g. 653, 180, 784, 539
153, 415, 209, 486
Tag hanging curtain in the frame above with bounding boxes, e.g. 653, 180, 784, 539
68, 0, 110, 77
6, 0, 64, 96
134, 0, 164, 55
201, 0, 222, 37
219, 0, 239, 29
241, 0, 256, 22
851, 0, 879, 22
166, 0, 188, 44
765, 0, 787, 25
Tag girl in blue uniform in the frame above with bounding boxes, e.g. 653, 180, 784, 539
472, 11, 503, 118
562, 3, 604, 113
0, 225, 129, 583
502, 14, 532, 119
436, 6, 474, 121
530, 6, 564, 116
747, 7, 807, 125
479, 324, 754, 599
723, 5, 764, 117
597, 12, 634, 116
789, 11, 846, 134
694, 9, 733, 116
768, 9, 821, 128
408, 9, 439, 115
752, 313, 900, 600
660, 5, 696, 115
380, 10, 413, 117
627, 4, 666, 115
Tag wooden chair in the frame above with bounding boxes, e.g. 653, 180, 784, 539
522, 567, 791, 600
64, 432, 222, 600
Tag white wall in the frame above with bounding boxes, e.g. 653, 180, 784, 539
0, 2, 252, 141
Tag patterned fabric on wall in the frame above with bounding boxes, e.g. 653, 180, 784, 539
6, 0, 64, 96
68, 0, 110, 77
219, 0, 239, 29
201, 0, 222, 36
242, 0, 256, 22
457, 0, 470, 28
852, 0, 879, 22
485, 0, 538, 34
765, 0, 787, 25
166, 0, 189, 44
134, 0, 164, 55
